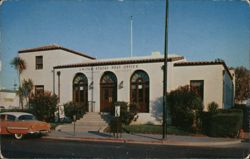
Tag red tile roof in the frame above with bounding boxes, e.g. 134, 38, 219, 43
54, 56, 184, 69
174, 61, 233, 79
18, 44, 96, 60
174, 61, 224, 66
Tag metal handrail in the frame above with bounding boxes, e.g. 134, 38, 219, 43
88, 101, 96, 112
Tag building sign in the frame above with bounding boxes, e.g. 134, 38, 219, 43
138, 85, 143, 89
58, 105, 65, 118
115, 105, 120, 117
80, 64, 138, 71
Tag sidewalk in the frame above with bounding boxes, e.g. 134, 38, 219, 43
43, 130, 242, 147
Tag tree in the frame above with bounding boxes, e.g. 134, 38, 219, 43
16, 86, 25, 110
11, 57, 26, 83
22, 79, 34, 108
16, 79, 33, 110
30, 91, 58, 122
64, 102, 86, 121
234, 66, 250, 104
11, 57, 26, 109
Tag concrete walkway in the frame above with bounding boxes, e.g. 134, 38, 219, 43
43, 130, 242, 147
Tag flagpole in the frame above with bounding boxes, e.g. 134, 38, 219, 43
130, 16, 133, 57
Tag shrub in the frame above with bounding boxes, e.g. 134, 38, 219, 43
110, 117, 122, 134
29, 91, 58, 122
109, 101, 138, 134
111, 101, 139, 125
208, 102, 219, 113
167, 85, 203, 131
209, 110, 243, 137
63, 102, 86, 121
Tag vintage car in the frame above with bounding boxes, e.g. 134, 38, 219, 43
0, 112, 51, 139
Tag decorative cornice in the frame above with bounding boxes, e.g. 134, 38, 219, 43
54, 56, 184, 69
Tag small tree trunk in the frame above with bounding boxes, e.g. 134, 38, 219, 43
28, 96, 30, 110
18, 70, 23, 110
20, 95, 24, 110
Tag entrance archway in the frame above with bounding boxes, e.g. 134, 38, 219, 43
73, 73, 88, 111
100, 71, 117, 112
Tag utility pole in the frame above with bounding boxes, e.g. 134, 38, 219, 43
162, 0, 169, 140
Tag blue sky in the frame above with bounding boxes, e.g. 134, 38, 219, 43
0, 0, 249, 89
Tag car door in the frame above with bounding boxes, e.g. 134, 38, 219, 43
6, 115, 30, 134
0, 114, 8, 134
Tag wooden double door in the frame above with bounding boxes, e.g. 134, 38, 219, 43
100, 71, 117, 113
100, 84, 117, 112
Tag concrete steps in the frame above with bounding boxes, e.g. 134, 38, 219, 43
56, 112, 111, 132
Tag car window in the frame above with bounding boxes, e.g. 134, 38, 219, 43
7, 115, 16, 121
18, 115, 35, 120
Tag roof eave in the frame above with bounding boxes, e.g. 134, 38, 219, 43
18, 46, 96, 60
174, 61, 233, 80
54, 56, 184, 69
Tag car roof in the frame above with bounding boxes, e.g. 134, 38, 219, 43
0, 112, 33, 118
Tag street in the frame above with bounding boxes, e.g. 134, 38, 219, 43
1, 136, 250, 158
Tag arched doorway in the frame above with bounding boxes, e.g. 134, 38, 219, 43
100, 71, 117, 112
73, 73, 88, 111
130, 70, 150, 112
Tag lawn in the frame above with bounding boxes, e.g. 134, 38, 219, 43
123, 124, 193, 136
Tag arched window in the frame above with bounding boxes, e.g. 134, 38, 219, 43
100, 72, 117, 84
100, 71, 117, 112
130, 70, 150, 113
73, 73, 88, 107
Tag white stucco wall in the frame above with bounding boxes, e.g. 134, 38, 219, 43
223, 70, 234, 109
19, 49, 94, 94
54, 60, 234, 123
171, 64, 225, 111
0, 91, 19, 109
56, 62, 168, 125
18, 47, 234, 124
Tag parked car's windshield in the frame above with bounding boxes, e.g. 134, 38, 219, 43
18, 115, 36, 120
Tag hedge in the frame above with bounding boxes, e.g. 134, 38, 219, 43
207, 110, 243, 137
200, 112, 211, 134
234, 104, 250, 132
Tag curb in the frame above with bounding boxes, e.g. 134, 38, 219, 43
42, 136, 242, 147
